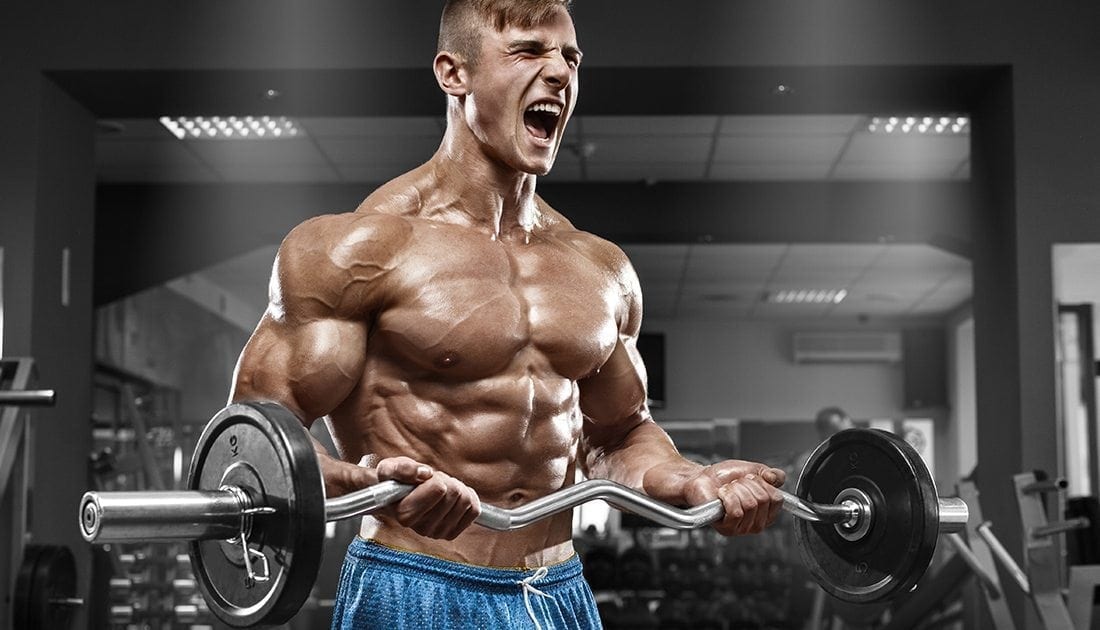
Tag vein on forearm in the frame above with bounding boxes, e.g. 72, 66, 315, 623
583, 418, 699, 491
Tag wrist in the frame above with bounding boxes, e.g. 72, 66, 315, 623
641, 460, 706, 503
318, 453, 376, 497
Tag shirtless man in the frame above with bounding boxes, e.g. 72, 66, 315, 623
230, 1, 786, 627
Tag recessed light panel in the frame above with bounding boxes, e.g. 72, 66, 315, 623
764, 289, 848, 304
867, 116, 969, 135
159, 116, 302, 140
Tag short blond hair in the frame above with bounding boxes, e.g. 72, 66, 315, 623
437, 0, 573, 67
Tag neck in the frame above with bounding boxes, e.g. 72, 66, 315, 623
428, 109, 541, 239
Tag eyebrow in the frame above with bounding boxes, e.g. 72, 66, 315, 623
507, 39, 584, 61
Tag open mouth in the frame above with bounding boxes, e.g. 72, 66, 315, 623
523, 102, 562, 142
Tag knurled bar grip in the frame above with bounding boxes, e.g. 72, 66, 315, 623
80, 479, 966, 543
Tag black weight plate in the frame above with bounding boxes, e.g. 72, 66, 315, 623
14, 544, 78, 630
793, 428, 939, 603
189, 402, 326, 627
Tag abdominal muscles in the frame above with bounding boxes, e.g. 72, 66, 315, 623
328, 353, 587, 565
356, 358, 585, 504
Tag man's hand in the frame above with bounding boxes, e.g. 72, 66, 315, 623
368, 456, 482, 540
317, 452, 481, 540
643, 459, 786, 536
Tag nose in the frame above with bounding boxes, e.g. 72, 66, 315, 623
541, 52, 572, 89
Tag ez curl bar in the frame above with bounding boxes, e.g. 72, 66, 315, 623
79, 402, 968, 627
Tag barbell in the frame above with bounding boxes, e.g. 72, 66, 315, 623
78, 402, 968, 627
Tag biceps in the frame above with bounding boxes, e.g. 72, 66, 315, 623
579, 338, 648, 425
230, 316, 367, 422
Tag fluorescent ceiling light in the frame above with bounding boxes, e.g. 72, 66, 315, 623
764, 289, 848, 304
867, 116, 969, 135
159, 116, 302, 140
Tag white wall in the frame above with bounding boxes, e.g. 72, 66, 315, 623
646, 318, 968, 490
646, 319, 908, 421
1053, 244, 1100, 356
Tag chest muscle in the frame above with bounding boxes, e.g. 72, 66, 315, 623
375, 231, 619, 381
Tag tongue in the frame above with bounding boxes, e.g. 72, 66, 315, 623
524, 111, 551, 140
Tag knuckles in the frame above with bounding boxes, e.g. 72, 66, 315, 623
711, 477, 785, 537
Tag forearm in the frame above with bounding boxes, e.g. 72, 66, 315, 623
584, 419, 702, 500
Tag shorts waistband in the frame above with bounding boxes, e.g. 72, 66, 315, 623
347, 538, 584, 590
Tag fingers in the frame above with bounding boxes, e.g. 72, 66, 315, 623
713, 475, 784, 537
761, 467, 787, 488
374, 456, 434, 484
713, 461, 787, 488
368, 459, 481, 540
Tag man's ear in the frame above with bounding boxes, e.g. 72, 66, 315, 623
434, 51, 469, 96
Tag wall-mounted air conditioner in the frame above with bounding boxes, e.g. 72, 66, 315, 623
792, 331, 902, 363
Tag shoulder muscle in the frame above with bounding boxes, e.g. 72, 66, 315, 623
272, 211, 412, 322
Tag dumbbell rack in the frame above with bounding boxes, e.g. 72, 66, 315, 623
89, 367, 213, 629
104, 550, 212, 627
585, 523, 796, 628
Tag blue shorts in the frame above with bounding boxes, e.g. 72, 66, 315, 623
331, 538, 602, 630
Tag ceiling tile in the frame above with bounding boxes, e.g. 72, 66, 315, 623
832, 161, 959, 180
713, 135, 848, 163
767, 269, 862, 287
585, 162, 706, 182
679, 280, 766, 299
99, 119, 177, 140
848, 272, 941, 298
911, 274, 972, 311
780, 244, 887, 270
876, 244, 969, 272
214, 163, 340, 183
582, 116, 718, 136
686, 244, 787, 276
749, 302, 833, 320
719, 115, 862, 136
639, 288, 681, 319
827, 299, 913, 317
186, 138, 328, 166
587, 136, 712, 163
316, 134, 441, 165
708, 162, 832, 180
98, 139, 207, 167
842, 133, 970, 165
621, 244, 690, 281
299, 117, 444, 137
677, 303, 753, 321
337, 163, 419, 183
640, 288, 681, 306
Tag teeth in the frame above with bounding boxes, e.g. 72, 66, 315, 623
526, 102, 562, 116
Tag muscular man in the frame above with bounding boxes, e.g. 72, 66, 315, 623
230, 1, 786, 627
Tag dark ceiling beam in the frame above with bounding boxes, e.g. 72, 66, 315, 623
95, 180, 971, 305
52, 65, 989, 119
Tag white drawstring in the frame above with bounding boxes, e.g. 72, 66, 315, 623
516, 566, 553, 630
